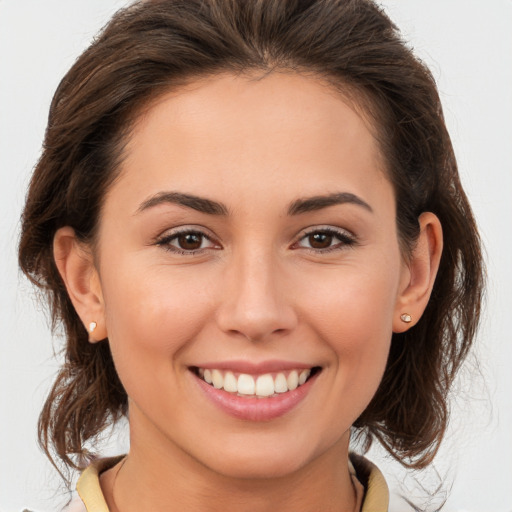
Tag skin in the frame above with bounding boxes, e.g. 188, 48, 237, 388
54, 72, 442, 512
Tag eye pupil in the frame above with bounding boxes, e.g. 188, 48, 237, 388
178, 233, 202, 250
309, 232, 332, 249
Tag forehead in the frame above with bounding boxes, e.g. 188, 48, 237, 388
109, 71, 390, 213
131, 71, 380, 150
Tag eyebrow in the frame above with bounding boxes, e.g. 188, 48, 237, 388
137, 191, 229, 215
136, 191, 373, 216
287, 192, 373, 215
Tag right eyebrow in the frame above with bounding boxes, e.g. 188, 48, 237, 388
136, 191, 229, 216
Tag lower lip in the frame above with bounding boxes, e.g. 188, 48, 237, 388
192, 371, 319, 422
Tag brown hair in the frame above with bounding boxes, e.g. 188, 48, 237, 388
19, 0, 484, 473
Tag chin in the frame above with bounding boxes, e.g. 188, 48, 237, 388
194, 435, 324, 481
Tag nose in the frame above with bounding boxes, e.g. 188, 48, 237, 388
215, 249, 298, 342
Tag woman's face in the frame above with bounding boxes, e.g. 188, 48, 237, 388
94, 72, 409, 478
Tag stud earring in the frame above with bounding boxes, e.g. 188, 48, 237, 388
400, 313, 412, 323
89, 321, 97, 333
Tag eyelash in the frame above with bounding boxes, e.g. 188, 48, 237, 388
293, 227, 357, 253
155, 228, 219, 255
155, 226, 357, 255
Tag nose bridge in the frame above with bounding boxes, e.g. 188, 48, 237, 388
216, 243, 296, 341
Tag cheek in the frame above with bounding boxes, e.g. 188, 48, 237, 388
301, 263, 398, 344
100, 267, 220, 422
298, 263, 397, 404
100, 263, 215, 373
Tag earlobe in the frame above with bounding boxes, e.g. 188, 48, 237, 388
53, 227, 107, 342
393, 212, 443, 333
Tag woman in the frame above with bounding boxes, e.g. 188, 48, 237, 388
18, 0, 484, 510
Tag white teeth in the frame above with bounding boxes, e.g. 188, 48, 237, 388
274, 373, 288, 393
298, 369, 311, 385
237, 374, 255, 395
255, 374, 275, 397
198, 367, 316, 397
223, 371, 238, 393
287, 370, 299, 390
212, 369, 223, 389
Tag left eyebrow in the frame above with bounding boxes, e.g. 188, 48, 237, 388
287, 192, 373, 215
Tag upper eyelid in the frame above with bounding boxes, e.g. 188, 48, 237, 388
297, 225, 356, 239
155, 225, 218, 242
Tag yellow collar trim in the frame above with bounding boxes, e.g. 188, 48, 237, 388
76, 456, 123, 512
349, 453, 389, 511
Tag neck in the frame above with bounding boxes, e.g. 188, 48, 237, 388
102, 409, 357, 512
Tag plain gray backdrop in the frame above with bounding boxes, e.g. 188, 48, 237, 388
1, 1, 511, 511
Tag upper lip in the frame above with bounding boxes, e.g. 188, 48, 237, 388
190, 360, 317, 374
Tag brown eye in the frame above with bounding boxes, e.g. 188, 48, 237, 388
157, 229, 218, 254
177, 233, 203, 250
308, 232, 333, 249
295, 227, 356, 252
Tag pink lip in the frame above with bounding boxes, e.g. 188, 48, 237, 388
192, 359, 314, 374
191, 368, 320, 422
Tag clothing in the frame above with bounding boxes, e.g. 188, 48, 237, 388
67, 453, 389, 511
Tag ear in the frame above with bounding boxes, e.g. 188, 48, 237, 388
393, 212, 443, 333
53, 226, 107, 342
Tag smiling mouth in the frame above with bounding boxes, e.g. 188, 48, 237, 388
191, 367, 321, 398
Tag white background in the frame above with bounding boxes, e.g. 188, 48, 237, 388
1, 1, 511, 511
